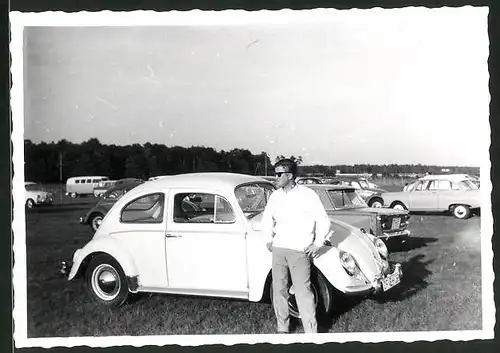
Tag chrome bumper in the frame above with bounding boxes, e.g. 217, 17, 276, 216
380, 229, 410, 239
372, 263, 403, 294
58, 261, 73, 277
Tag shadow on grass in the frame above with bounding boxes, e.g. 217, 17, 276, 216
374, 254, 433, 303
386, 236, 439, 253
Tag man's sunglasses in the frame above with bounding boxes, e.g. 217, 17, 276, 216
275, 172, 290, 177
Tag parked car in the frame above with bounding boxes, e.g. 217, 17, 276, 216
79, 180, 144, 232
63, 173, 402, 318
370, 174, 481, 219
332, 177, 387, 207
94, 180, 117, 198
306, 184, 410, 241
296, 177, 323, 185
25, 182, 54, 209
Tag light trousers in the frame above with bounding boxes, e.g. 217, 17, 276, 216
272, 247, 318, 333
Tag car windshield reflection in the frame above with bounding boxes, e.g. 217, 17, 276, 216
327, 189, 367, 209
235, 183, 275, 218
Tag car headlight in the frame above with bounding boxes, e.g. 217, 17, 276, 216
373, 237, 388, 259
339, 251, 359, 276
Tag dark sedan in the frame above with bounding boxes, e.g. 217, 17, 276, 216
306, 184, 411, 241
79, 180, 143, 232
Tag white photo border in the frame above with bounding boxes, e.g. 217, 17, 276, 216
10, 7, 494, 349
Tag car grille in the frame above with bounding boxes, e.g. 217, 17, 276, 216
380, 215, 408, 232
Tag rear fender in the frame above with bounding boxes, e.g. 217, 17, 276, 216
68, 236, 139, 281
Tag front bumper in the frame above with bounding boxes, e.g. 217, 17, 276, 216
58, 260, 73, 277
380, 229, 410, 240
372, 263, 403, 294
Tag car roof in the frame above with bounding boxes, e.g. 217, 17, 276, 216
419, 174, 471, 181
136, 172, 272, 192
305, 184, 357, 191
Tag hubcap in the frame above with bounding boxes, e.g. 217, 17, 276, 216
393, 204, 404, 211
91, 264, 121, 301
371, 201, 382, 208
455, 206, 466, 217
27, 200, 33, 208
92, 217, 103, 230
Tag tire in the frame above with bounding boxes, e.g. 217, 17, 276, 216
89, 214, 104, 232
26, 199, 35, 209
391, 201, 407, 211
270, 269, 333, 319
452, 204, 471, 219
84, 254, 129, 306
70, 192, 78, 198
368, 198, 383, 208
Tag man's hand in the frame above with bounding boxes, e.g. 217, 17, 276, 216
266, 242, 273, 252
304, 243, 321, 258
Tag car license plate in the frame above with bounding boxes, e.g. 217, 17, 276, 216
381, 272, 400, 291
391, 217, 401, 230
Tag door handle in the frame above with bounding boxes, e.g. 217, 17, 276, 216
165, 233, 182, 238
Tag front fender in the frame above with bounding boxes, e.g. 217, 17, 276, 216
68, 236, 139, 281
313, 247, 373, 295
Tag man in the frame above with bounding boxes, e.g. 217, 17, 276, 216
261, 158, 331, 334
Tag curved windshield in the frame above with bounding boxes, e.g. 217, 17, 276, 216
327, 189, 367, 209
235, 183, 275, 218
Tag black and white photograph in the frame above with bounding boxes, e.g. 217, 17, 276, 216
10, 7, 494, 348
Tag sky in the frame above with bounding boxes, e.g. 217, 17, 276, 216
22, 8, 489, 166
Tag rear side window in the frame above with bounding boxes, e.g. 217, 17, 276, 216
121, 193, 165, 223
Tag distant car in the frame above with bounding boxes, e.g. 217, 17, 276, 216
64, 173, 402, 318
25, 182, 54, 209
370, 175, 481, 219
79, 180, 144, 232
93, 180, 117, 198
332, 177, 387, 207
306, 184, 410, 241
296, 177, 323, 185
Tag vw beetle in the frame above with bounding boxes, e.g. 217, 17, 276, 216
64, 173, 402, 318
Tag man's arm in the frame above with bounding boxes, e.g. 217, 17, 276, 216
260, 194, 276, 247
305, 191, 332, 257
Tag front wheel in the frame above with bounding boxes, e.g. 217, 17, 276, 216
26, 199, 35, 209
70, 192, 78, 198
89, 214, 104, 232
391, 201, 407, 211
368, 198, 383, 208
452, 204, 471, 219
270, 270, 333, 319
84, 254, 129, 306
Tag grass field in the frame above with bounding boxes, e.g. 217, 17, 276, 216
23, 183, 483, 337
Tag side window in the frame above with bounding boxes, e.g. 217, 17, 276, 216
121, 193, 164, 223
428, 180, 439, 190
173, 192, 235, 224
75, 180, 80, 184
92, 179, 100, 183
86, 179, 92, 183
438, 180, 452, 190
415, 181, 429, 191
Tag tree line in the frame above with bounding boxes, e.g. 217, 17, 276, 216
23, 139, 479, 183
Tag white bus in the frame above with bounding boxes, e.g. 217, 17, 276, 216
65, 176, 109, 198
